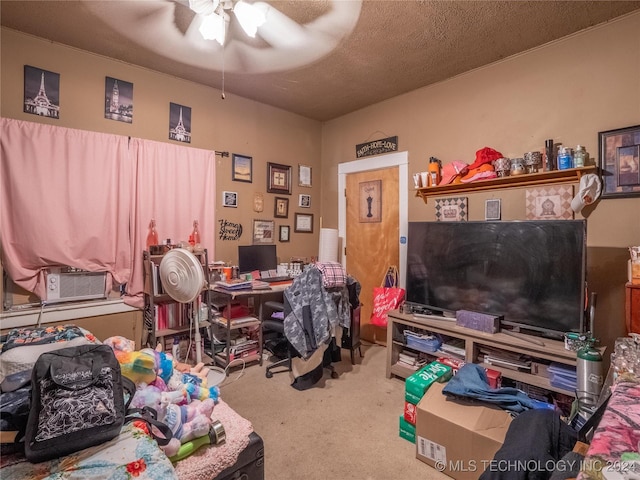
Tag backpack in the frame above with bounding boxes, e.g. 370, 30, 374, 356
24, 344, 132, 463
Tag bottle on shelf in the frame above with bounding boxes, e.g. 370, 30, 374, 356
428, 157, 441, 186
190, 220, 201, 246
146, 219, 159, 250
557, 146, 574, 170
574, 145, 586, 168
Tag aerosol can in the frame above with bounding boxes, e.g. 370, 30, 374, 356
576, 339, 603, 408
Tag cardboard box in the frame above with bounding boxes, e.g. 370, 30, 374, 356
399, 415, 416, 443
415, 382, 512, 480
405, 361, 452, 404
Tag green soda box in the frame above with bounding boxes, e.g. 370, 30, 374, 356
405, 361, 452, 404
399, 415, 416, 443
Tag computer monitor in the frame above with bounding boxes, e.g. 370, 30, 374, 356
238, 245, 277, 275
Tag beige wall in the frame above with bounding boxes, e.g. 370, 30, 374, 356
0, 28, 323, 267
320, 13, 640, 350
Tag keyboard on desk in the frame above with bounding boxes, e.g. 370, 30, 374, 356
261, 276, 293, 283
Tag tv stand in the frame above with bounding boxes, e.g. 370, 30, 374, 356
387, 309, 582, 400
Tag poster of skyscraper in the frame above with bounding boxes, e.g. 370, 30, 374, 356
169, 102, 192, 144
23, 65, 60, 119
104, 76, 133, 123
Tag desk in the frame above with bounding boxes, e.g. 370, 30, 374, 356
208, 283, 290, 369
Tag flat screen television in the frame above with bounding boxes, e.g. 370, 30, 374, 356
406, 220, 587, 338
238, 244, 277, 275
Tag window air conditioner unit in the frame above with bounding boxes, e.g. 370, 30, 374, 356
45, 267, 107, 303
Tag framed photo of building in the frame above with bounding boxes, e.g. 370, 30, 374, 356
104, 76, 133, 123
232, 154, 252, 183
267, 162, 292, 195
599, 125, 640, 198
23, 65, 60, 119
168, 102, 191, 143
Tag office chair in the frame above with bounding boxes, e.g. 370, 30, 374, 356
262, 301, 292, 378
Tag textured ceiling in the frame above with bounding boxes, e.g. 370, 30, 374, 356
2, 0, 640, 121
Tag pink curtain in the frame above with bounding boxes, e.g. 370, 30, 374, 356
127, 138, 216, 306
0, 118, 132, 299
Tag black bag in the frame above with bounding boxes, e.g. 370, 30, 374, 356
24, 344, 130, 463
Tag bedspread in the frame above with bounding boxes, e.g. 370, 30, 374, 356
0, 400, 254, 480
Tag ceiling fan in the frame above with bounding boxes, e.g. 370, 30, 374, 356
82, 0, 362, 74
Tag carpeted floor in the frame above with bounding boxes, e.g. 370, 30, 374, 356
218, 341, 449, 480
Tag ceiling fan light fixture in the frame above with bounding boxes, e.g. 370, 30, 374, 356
199, 11, 226, 45
234, 0, 266, 38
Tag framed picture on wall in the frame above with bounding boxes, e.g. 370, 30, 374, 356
359, 180, 382, 223
299, 194, 311, 208
253, 220, 275, 243
298, 164, 312, 187
267, 162, 292, 194
104, 76, 133, 123
599, 125, 640, 198
294, 213, 313, 233
232, 153, 252, 183
279, 225, 290, 242
485, 199, 501, 220
23, 65, 60, 119
435, 197, 468, 222
168, 102, 191, 143
222, 191, 238, 207
274, 197, 289, 218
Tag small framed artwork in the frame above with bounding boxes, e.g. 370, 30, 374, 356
274, 197, 289, 218
435, 197, 468, 222
267, 162, 292, 195
232, 153, 252, 183
104, 76, 133, 123
485, 199, 501, 220
168, 102, 191, 143
359, 180, 382, 223
294, 213, 314, 233
24, 65, 60, 119
222, 191, 238, 208
299, 194, 311, 208
525, 186, 573, 220
299, 164, 312, 187
279, 225, 290, 242
253, 220, 275, 244
599, 125, 640, 198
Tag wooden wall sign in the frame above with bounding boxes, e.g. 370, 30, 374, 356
355, 136, 398, 158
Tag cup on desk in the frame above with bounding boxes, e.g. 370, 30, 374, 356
223, 267, 232, 281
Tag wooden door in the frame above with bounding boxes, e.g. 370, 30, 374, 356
346, 167, 399, 344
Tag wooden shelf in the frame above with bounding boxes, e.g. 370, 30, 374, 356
415, 166, 597, 203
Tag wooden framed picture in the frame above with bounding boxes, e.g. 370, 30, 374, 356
299, 194, 311, 208
525, 186, 573, 220
298, 164, 312, 187
232, 153, 252, 183
599, 125, 640, 198
253, 219, 275, 244
267, 162, 292, 195
274, 196, 289, 218
294, 213, 314, 233
279, 225, 290, 242
222, 191, 238, 207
